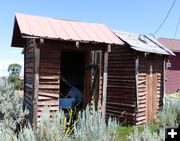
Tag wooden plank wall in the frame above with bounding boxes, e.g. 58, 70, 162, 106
99, 52, 103, 111
37, 42, 60, 121
152, 56, 163, 114
137, 55, 147, 125
136, 55, 163, 125
106, 46, 137, 124
24, 39, 35, 124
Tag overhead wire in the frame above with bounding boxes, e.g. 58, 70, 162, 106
153, 0, 177, 36
173, 16, 180, 39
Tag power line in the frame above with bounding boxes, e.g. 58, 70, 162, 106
153, 0, 177, 36
173, 16, 180, 39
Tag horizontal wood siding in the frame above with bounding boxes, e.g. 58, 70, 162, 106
136, 55, 163, 125
99, 51, 103, 111
106, 46, 137, 124
154, 56, 163, 113
38, 42, 60, 120
24, 39, 35, 124
136, 55, 147, 125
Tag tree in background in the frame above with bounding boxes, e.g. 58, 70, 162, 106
8, 63, 24, 90
8, 63, 22, 76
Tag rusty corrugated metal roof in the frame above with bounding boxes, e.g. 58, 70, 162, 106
12, 13, 123, 47
158, 38, 180, 52
113, 30, 175, 56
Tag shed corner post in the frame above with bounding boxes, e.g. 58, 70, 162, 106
23, 44, 26, 107
135, 55, 139, 124
135, 56, 139, 108
102, 45, 110, 118
162, 57, 166, 106
32, 38, 42, 130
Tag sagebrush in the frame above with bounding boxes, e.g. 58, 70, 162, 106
154, 102, 180, 127
129, 126, 165, 141
1, 77, 180, 141
0, 78, 28, 131
0, 78, 119, 140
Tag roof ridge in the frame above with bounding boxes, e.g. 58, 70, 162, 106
113, 29, 142, 37
15, 12, 105, 26
157, 37, 180, 41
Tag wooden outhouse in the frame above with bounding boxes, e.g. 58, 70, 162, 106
107, 30, 174, 125
11, 13, 174, 127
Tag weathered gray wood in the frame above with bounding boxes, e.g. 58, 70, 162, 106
38, 92, 59, 98
102, 51, 108, 117
33, 39, 40, 130
135, 56, 139, 109
24, 44, 26, 107
39, 76, 59, 80
106, 102, 136, 107
88, 65, 99, 104
24, 39, 35, 125
163, 57, 165, 105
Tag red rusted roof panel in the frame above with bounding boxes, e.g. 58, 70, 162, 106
14, 13, 123, 45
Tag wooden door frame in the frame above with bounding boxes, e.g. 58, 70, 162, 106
83, 51, 92, 108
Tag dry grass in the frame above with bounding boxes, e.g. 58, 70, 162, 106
14, 90, 24, 99
166, 93, 180, 100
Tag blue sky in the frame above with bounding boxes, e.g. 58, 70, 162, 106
0, 0, 180, 76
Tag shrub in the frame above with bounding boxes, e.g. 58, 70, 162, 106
15, 108, 69, 141
0, 93, 118, 141
154, 102, 180, 127
16, 80, 24, 90
0, 78, 28, 140
36, 107, 69, 141
73, 104, 119, 141
32, 104, 119, 141
0, 78, 28, 130
129, 102, 180, 141
129, 126, 165, 141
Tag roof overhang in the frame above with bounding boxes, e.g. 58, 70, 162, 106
11, 17, 25, 47
172, 50, 180, 53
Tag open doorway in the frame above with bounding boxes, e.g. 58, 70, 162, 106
60, 51, 85, 110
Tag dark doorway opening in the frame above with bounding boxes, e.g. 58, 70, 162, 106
60, 51, 85, 109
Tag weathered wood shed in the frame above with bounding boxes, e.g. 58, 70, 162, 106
11, 13, 174, 127
11, 13, 123, 128
107, 30, 174, 125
